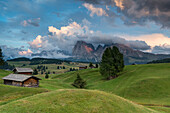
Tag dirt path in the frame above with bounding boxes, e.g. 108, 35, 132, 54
138, 103, 170, 108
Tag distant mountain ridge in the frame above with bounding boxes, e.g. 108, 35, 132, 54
7, 41, 170, 65
72, 41, 170, 64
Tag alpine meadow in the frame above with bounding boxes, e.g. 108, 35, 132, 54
1, 0, 170, 113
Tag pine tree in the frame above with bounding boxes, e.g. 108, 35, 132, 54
41, 71, 43, 75
96, 64, 99, 68
70, 68, 73, 71
0, 48, 4, 66
100, 47, 124, 79
48, 71, 50, 74
37, 65, 40, 69
33, 68, 38, 75
57, 66, 60, 69
45, 73, 49, 79
72, 74, 86, 88
72, 68, 76, 71
89, 62, 93, 68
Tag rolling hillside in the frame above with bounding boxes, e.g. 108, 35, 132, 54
0, 89, 156, 113
50, 64, 170, 112
0, 63, 170, 112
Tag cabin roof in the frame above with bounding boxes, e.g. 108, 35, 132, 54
13, 67, 33, 73
2, 74, 41, 82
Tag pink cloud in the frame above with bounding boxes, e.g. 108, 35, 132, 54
19, 49, 33, 56
83, 3, 108, 17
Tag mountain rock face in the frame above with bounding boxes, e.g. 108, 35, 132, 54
72, 41, 97, 61
72, 41, 170, 64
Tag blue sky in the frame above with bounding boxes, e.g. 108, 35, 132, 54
1, 0, 170, 58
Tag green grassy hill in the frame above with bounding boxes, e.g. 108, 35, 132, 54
50, 63, 170, 112
1, 63, 170, 112
0, 89, 157, 113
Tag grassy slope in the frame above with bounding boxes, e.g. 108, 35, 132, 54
0, 69, 48, 105
1, 63, 170, 112
50, 63, 170, 112
0, 89, 157, 113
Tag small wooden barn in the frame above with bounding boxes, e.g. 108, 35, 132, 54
13, 68, 33, 75
79, 66, 87, 70
2, 74, 41, 87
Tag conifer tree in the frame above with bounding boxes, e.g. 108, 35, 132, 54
95, 64, 99, 68
89, 62, 93, 68
0, 48, 4, 66
100, 46, 124, 79
33, 68, 38, 75
48, 71, 50, 74
45, 73, 49, 79
57, 66, 60, 69
72, 73, 86, 88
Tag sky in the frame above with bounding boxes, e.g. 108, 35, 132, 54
1, 0, 170, 59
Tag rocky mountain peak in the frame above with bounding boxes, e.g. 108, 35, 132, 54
72, 40, 170, 64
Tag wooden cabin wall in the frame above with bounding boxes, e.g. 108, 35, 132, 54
12, 81, 22, 86
23, 78, 38, 87
4, 80, 12, 85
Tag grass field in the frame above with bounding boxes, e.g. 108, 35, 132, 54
7, 61, 88, 74
50, 64, 170, 106
0, 89, 157, 113
0, 63, 170, 112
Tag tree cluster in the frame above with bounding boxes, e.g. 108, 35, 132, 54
37, 65, 50, 74
69, 68, 78, 72
0, 48, 4, 66
0, 62, 15, 70
57, 66, 66, 69
89, 62, 99, 68
0, 48, 15, 70
100, 46, 124, 79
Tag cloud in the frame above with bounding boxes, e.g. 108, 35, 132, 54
19, 49, 33, 56
114, 0, 124, 10
124, 33, 170, 48
29, 20, 91, 52
80, 0, 170, 28
28, 35, 43, 49
83, 3, 108, 17
48, 22, 85, 36
87, 32, 150, 50
21, 18, 40, 27
152, 44, 170, 54
0, 45, 31, 60
28, 19, 151, 56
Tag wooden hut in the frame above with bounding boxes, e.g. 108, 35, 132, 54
79, 66, 87, 70
2, 74, 41, 87
13, 68, 33, 75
